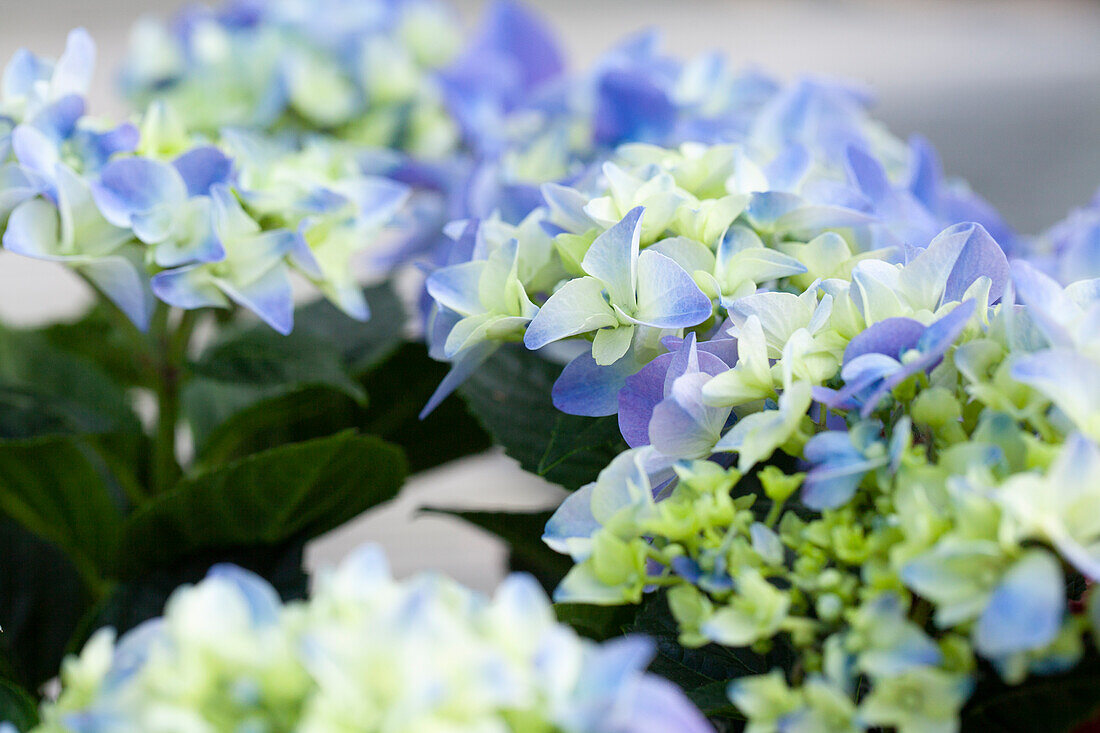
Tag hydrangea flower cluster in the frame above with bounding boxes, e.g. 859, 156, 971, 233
0, 31, 409, 332
120, 0, 464, 159
422, 120, 1100, 731
30, 545, 711, 733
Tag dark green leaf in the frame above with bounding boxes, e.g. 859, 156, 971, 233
0, 327, 141, 435
0, 516, 90, 690
189, 328, 366, 396
458, 346, 626, 489
194, 386, 364, 469
0, 676, 39, 731
960, 651, 1100, 732
554, 603, 637, 642
115, 432, 407, 579
37, 302, 155, 388
0, 437, 124, 585
0, 387, 112, 440
293, 281, 406, 375
422, 508, 569, 591
194, 342, 491, 473
186, 328, 366, 453
360, 343, 490, 473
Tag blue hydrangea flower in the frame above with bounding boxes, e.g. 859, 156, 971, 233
523, 206, 713, 363
151, 184, 297, 333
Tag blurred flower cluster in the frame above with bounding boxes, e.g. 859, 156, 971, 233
29, 545, 711, 732
0, 28, 410, 333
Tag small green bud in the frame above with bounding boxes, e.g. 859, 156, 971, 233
759, 466, 804, 504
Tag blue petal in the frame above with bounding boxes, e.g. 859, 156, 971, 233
151, 264, 228, 310
172, 146, 234, 197
582, 206, 643, 308
219, 264, 294, 335
608, 674, 715, 733
633, 249, 712, 328
426, 261, 485, 316
843, 317, 925, 363
543, 481, 600, 555
523, 276, 617, 350
553, 350, 637, 417
93, 156, 187, 242
974, 550, 1064, 657
53, 28, 96, 98
594, 69, 677, 147
206, 563, 281, 627
419, 340, 499, 419
939, 222, 1010, 304
473, 0, 563, 92
80, 255, 154, 331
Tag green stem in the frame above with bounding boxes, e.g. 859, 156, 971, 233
151, 307, 200, 494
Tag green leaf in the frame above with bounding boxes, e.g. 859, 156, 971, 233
422, 508, 569, 591
193, 386, 365, 470
0, 675, 39, 731
0, 516, 90, 690
189, 328, 366, 396
960, 652, 1100, 732
293, 281, 406, 375
627, 592, 794, 719
0, 387, 113, 439
360, 343, 491, 473
0, 437, 124, 586
38, 302, 155, 388
186, 328, 367, 454
458, 346, 627, 489
554, 603, 638, 642
0, 327, 141, 435
115, 432, 407, 579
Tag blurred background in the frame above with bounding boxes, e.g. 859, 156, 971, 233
2, 0, 1099, 590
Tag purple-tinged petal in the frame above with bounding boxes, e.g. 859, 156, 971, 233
472, 0, 563, 92
553, 350, 639, 417
939, 223, 1009, 304
609, 675, 714, 733
843, 317, 925, 363
71, 122, 139, 171
172, 146, 234, 197
594, 69, 676, 147
92, 156, 187, 243
26, 94, 83, 141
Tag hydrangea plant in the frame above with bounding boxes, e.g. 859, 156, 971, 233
3, 1, 1100, 732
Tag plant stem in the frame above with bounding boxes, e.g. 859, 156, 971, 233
151, 307, 200, 494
